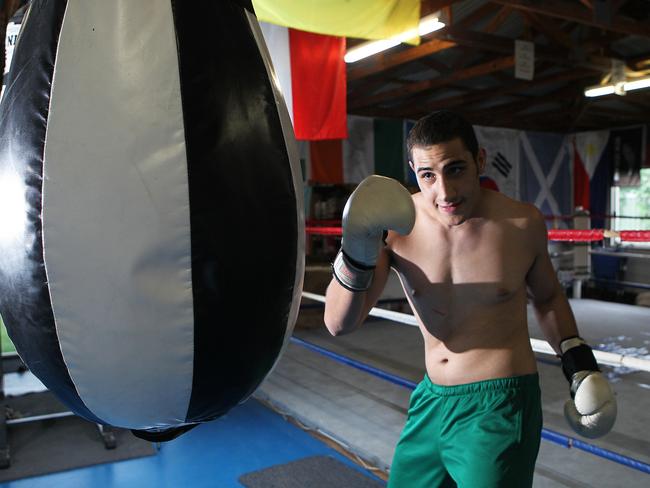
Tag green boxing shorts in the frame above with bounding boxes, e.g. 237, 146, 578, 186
388, 374, 542, 488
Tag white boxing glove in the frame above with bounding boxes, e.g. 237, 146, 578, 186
332, 175, 415, 292
560, 337, 617, 439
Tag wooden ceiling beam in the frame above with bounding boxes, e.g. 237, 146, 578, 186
491, 0, 650, 38
347, 38, 456, 82
350, 55, 515, 110
443, 28, 610, 72
521, 11, 574, 48
421, 0, 465, 17
418, 57, 453, 75
465, 85, 582, 119
627, 52, 650, 70
449, 3, 498, 30
400, 68, 597, 116
347, 3, 501, 83
484, 6, 514, 34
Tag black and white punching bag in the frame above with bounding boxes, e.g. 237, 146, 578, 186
0, 0, 304, 441
0, 2, 28, 104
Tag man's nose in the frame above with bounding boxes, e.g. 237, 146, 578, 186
437, 176, 457, 201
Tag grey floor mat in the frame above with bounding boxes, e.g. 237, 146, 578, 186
239, 455, 386, 488
0, 391, 156, 482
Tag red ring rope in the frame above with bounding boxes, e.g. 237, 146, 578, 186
306, 227, 650, 242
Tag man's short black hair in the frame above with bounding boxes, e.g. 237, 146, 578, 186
406, 110, 479, 162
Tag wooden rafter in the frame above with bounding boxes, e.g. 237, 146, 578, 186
395, 68, 598, 117
418, 57, 452, 75
421, 0, 465, 17
347, 39, 456, 82
491, 0, 650, 38
442, 28, 610, 72
484, 6, 514, 34
346, 3, 500, 84
464, 84, 582, 119
522, 11, 574, 48
350, 55, 515, 110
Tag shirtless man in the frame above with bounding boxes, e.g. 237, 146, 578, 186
324, 111, 616, 487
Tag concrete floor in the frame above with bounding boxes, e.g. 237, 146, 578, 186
257, 283, 650, 487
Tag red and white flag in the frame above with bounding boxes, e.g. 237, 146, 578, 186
260, 22, 347, 141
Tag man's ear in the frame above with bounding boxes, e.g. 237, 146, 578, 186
476, 148, 487, 175
409, 160, 415, 172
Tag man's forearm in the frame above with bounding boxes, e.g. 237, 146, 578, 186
532, 287, 579, 354
324, 279, 368, 336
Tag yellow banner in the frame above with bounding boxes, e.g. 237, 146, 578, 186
252, 0, 421, 45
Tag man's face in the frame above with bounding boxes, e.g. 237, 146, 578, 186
409, 137, 485, 226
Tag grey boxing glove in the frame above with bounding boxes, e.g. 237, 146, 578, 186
332, 175, 415, 292
560, 336, 617, 439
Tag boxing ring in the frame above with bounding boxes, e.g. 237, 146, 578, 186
280, 218, 650, 484
296, 292, 650, 475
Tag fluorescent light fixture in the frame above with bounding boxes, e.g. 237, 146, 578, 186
584, 85, 616, 97
344, 14, 446, 63
624, 77, 650, 92
584, 76, 650, 97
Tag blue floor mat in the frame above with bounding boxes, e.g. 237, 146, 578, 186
0, 399, 386, 488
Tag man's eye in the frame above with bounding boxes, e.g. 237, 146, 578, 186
447, 167, 464, 176
421, 172, 434, 180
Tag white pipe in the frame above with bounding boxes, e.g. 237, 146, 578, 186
302, 291, 650, 373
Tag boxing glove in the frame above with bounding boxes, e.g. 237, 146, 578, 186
560, 336, 617, 439
333, 175, 415, 292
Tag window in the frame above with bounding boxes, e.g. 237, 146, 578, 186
611, 168, 650, 248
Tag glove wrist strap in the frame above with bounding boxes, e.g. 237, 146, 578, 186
560, 336, 600, 385
332, 251, 374, 292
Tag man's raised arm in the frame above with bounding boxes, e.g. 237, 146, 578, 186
324, 175, 415, 336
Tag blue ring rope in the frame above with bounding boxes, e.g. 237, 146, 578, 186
289, 336, 650, 475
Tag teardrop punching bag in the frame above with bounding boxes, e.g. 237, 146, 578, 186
0, 0, 304, 441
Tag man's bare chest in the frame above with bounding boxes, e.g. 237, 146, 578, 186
388, 223, 535, 305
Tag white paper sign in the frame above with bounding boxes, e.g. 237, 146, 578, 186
515, 40, 535, 81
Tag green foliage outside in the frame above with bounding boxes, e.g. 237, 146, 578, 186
618, 168, 650, 231
0, 314, 16, 354
0, 317, 16, 352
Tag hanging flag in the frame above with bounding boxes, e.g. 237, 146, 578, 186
610, 126, 643, 187
306, 115, 411, 185
475, 126, 520, 200
310, 139, 343, 184
343, 115, 374, 183
290, 29, 347, 140
520, 131, 572, 219
572, 140, 590, 211
374, 118, 406, 181
259, 21, 294, 124
260, 22, 347, 140
252, 0, 420, 44
573, 130, 610, 212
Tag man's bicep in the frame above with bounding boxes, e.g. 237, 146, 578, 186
526, 212, 560, 303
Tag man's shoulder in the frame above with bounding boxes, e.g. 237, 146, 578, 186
484, 190, 541, 223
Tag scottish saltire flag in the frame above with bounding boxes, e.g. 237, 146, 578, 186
520, 132, 572, 222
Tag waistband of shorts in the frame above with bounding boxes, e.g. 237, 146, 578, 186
422, 373, 539, 396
